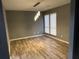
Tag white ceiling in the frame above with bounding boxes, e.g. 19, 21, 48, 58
3, 0, 71, 11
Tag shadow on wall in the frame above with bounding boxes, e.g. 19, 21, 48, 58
6, 11, 44, 39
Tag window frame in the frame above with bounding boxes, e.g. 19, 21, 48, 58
44, 14, 50, 34
50, 13, 57, 36
44, 12, 57, 36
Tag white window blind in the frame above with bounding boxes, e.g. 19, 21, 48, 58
44, 14, 49, 33
44, 13, 57, 36
50, 13, 57, 35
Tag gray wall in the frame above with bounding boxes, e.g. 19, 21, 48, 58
43, 4, 70, 42
6, 11, 44, 39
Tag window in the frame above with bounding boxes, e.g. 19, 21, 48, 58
44, 14, 49, 33
44, 13, 57, 36
50, 13, 57, 35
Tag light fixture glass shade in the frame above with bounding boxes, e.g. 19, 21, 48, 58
34, 11, 40, 21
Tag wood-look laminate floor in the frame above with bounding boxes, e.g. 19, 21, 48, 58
10, 35, 69, 59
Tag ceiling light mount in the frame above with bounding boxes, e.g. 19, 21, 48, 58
33, 2, 40, 7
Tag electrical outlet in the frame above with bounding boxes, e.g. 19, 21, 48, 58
37, 32, 39, 34
34, 32, 36, 35
61, 35, 63, 38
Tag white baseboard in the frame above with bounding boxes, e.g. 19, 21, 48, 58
45, 34, 69, 44
10, 34, 69, 44
10, 34, 44, 41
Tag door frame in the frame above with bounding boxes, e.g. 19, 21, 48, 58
0, 0, 78, 59
68, 0, 75, 59
0, 0, 10, 59
70, 0, 79, 59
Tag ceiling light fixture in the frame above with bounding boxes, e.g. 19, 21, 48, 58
33, 1, 42, 22
34, 11, 40, 21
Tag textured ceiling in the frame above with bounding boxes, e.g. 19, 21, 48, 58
2, 0, 71, 11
